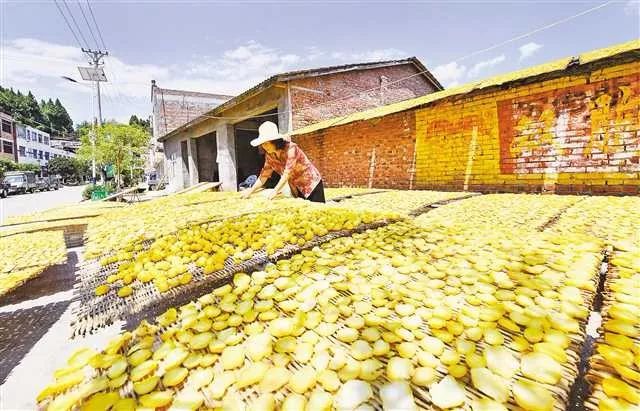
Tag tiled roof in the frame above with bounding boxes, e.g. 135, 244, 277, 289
159, 57, 440, 141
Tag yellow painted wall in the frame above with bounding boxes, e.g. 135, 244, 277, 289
414, 61, 640, 193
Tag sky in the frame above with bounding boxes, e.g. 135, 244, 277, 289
0, 0, 638, 127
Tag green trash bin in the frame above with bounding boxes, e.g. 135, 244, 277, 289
91, 186, 107, 200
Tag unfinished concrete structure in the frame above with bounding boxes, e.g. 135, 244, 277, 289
157, 58, 443, 192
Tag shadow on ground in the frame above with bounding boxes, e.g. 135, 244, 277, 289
0, 252, 78, 307
0, 301, 71, 384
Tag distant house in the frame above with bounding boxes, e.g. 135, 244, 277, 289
150, 81, 233, 178
157, 58, 442, 192
15, 124, 75, 175
0, 112, 17, 162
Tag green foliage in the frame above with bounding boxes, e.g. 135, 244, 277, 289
17, 163, 42, 173
82, 183, 114, 200
0, 158, 41, 178
0, 86, 74, 136
129, 115, 151, 134
48, 156, 76, 181
78, 122, 150, 188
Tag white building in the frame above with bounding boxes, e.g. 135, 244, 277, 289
15, 124, 75, 174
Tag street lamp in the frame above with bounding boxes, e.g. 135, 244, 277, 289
62, 76, 98, 183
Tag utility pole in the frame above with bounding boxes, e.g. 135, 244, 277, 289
81, 48, 108, 126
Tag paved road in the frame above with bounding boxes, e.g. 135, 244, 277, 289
0, 185, 87, 221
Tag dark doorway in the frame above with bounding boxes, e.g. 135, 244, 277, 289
235, 109, 279, 187
197, 132, 218, 182
180, 140, 189, 188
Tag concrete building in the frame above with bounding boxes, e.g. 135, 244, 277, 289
0, 112, 17, 162
50, 139, 81, 154
15, 124, 75, 175
150, 82, 234, 180
157, 58, 443, 192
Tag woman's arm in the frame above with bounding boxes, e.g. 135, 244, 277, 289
267, 144, 297, 200
242, 164, 273, 198
267, 170, 290, 200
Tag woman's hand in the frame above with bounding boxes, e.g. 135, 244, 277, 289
240, 189, 252, 199
266, 190, 279, 200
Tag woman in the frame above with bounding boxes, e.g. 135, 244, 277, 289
241, 121, 325, 202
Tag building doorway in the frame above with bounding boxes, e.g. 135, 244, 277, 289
234, 109, 279, 187
180, 140, 189, 188
197, 132, 218, 183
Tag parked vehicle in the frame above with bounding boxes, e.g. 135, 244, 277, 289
3, 171, 37, 194
48, 175, 62, 190
0, 180, 8, 198
36, 177, 50, 191
143, 171, 159, 191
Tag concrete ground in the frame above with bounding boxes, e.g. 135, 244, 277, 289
0, 185, 87, 222
0, 248, 123, 410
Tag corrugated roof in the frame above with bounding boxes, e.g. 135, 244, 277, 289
292, 39, 640, 136
159, 57, 441, 141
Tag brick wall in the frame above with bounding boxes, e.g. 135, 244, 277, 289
290, 64, 437, 130
294, 60, 639, 195
294, 111, 416, 189
152, 89, 231, 139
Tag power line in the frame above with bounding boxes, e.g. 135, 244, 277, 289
61, 0, 90, 49
86, 0, 108, 51
291, 0, 614, 118
53, 0, 83, 49
77, 2, 101, 50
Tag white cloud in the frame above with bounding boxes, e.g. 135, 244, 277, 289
518, 42, 543, 61
468, 54, 506, 78
0, 38, 410, 124
625, 0, 639, 16
1, 38, 168, 125
330, 48, 406, 62
432, 62, 467, 87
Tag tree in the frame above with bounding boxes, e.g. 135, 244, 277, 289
78, 122, 150, 189
48, 156, 76, 182
0, 86, 74, 136
129, 115, 151, 134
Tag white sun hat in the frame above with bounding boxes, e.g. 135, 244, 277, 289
250, 121, 289, 147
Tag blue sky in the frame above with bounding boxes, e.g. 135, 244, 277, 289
0, 0, 638, 125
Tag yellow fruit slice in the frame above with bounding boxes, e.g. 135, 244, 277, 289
380, 381, 415, 411
81, 392, 120, 411
335, 380, 372, 410
208, 371, 236, 399
163, 367, 188, 387
387, 357, 413, 380
117, 286, 133, 298
221, 345, 245, 369
95, 285, 110, 296
37, 370, 84, 402
513, 380, 555, 411
288, 366, 317, 394
430, 376, 466, 409
133, 376, 159, 395
113, 398, 136, 411
171, 387, 204, 411
470, 367, 509, 403
259, 366, 291, 393
106, 356, 127, 379
521, 352, 563, 384
236, 362, 269, 389
67, 348, 98, 369
139, 391, 173, 408
189, 332, 213, 350
281, 393, 307, 411
130, 360, 157, 382
128, 349, 151, 367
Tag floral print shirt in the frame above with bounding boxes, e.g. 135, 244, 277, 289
259, 142, 322, 198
